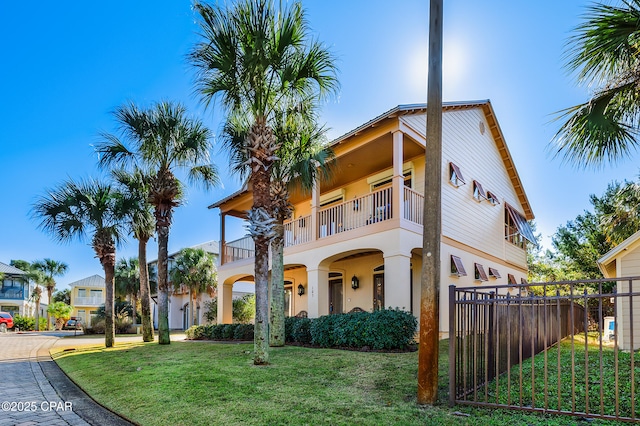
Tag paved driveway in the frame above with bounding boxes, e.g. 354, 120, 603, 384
0, 331, 133, 426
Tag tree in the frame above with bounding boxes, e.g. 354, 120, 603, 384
111, 169, 156, 342
96, 101, 220, 345
31, 258, 68, 330
47, 301, 74, 331
30, 286, 43, 331
52, 289, 71, 305
115, 257, 140, 325
190, 0, 338, 364
32, 178, 133, 347
169, 248, 217, 328
552, 1, 640, 166
233, 294, 255, 324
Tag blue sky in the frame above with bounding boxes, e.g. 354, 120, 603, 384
1, 1, 637, 288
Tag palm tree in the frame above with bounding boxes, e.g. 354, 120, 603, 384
112, 168, 156, 342
10, 260, 46, 330
32, 178, 134, 347
190, 0, 338, 364
169, 248, 217, 328
31, 258, 68, 330
96, 101, 220, 345
115, 257, 140, 325
552, 1, 640, 166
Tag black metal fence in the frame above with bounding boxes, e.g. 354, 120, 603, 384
449, 277, 639, 422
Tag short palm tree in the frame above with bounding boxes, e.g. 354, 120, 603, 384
32, 178, 134, 347
115, 257, 140, 325
112, 168, 156, 342
31, 258, 68, 330
96, 101, 220, 345
169, 248, 217, 328
553, 1, 640, 166
190, 0, 337, 364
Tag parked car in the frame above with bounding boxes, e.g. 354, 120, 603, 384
0, 312, 14, 332
63, 318, 83, 331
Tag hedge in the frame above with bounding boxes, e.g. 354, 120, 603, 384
186, 309, 416, 350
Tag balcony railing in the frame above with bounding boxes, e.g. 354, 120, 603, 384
0, 288, 25, 300
74, 296, 105, 306
221, 186, 423, 265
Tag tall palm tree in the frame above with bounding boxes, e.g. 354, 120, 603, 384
32, 178, 134, 347
112, 168, 156, 342
190, 0, 338, 364
31, 258, 68, 330
552, 1, 640, 166
96, 101, 220, 345
115, 257, 140, 325
169, 248, 217, 328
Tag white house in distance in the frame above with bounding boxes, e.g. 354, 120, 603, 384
210, 100, 536, 336
148, 240, 254, 330
0, 261, 49, 318
597, 231, 640, 350
68, 274, 106, 326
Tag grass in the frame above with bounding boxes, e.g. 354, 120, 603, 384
52, 337, 628, 425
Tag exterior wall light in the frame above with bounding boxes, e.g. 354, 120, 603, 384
351, 275, 359, 290
297, 284, 305, 296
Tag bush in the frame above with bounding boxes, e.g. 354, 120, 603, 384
291, 317, 312, 344
222, 323, 237, 339
12, 315, 48, 331
233, 324, 254, 340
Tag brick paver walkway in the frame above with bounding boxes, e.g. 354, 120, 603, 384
0, 332, 89, 426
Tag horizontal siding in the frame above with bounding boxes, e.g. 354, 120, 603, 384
404, 109, 527, 261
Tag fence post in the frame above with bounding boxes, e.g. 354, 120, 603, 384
487, 291, 495, 381
449, 284, 456, 406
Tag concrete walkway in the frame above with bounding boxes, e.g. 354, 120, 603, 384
0, 331, 134, 426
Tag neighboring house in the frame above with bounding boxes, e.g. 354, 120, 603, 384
0, 261, 48, 318
597, 231, 640, 350
68, 275, 106, 326
210, 101, 536, 336
148, 240, 253, 330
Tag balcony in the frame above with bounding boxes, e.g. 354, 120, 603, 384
0, 287, 25, 300
74, 296, 105, 306
221, 186, 425, 264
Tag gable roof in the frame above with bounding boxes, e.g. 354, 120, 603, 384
67, 274, 105, 289
208, 100, 533, 220
597, 230, 640, 277
0, 261, 27, 275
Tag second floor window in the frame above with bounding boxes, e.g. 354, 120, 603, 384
505, 204, 536, 249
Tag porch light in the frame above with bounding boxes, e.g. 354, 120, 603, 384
297, 284, 305, 296
351, 275, 359, 290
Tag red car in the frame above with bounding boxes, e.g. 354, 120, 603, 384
0, 312, 14, 332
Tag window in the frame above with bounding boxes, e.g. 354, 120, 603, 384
90, 289, 102, 299
507, 274, 517, 285
505, 204, 536, 249
449, 162, 466, 187
370, 171, 412, 190
450, 255, 467, 276
488, 267, 501, 279
474, 263, 488, 281
473, 180, 487, 202
367, 162, 414, 191
77, 289, 87, 297
487, 191, 500, 206
520, 278, 528, 285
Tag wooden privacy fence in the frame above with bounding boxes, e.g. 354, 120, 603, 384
449, 278, 640, 423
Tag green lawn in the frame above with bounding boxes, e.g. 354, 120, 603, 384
52, 338, 626, 425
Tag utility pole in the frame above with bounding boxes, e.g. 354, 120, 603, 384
418, 0, 442, 405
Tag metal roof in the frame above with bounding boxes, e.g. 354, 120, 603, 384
67, 274, 105, 289
0, 262, 27, 275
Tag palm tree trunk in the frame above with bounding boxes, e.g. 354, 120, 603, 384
47, 286, 53, 330
132, 293, 138, 326
252, 165, 272, 365
35, 299, 40, 332
157, 223, 171, 345
269, 221, 285, 346
138, 237, 154, 342
191, 290, 196, 327
102, 255, 117, 348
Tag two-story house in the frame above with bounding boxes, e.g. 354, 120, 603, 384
68, 275, 106, 326
0, 261, 48, 318
210, 100, 535, 336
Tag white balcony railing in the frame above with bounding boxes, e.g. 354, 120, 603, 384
74, 296, 104, 306
221, 185, 424, 265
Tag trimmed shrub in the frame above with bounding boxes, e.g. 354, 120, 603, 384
12, 315, 48, 331
292, 317, 312, 344
222, 324, 237, 339
233, 324, 254, 340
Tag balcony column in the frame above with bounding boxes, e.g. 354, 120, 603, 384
220, 212, 226, 265
384, 252, 412, 311
392, 131, 404, 221
307, 265, 329, 318
217, 281, 234, 324
311, 178, 320, 241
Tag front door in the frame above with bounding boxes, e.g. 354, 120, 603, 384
373, 274, 384, 311
329, 278, 343, 314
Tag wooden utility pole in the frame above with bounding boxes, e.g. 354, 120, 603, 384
418, 0, 443, 405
